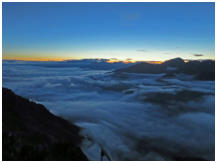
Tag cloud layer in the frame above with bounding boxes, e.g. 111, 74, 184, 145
2, 60, 215, 161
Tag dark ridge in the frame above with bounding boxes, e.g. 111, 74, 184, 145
2, 88, 88, 161
180, 60, 215, 80
116, 62, 165, 74
162, 57, 185, 67
116, 58, 215, 81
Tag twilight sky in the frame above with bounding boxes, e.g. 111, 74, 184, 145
2, 2, 215, 61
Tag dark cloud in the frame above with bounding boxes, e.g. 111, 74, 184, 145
194, 54, 204, 57
136, 50, 148, 53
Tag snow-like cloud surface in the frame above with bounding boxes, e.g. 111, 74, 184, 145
2, 60, 215, 161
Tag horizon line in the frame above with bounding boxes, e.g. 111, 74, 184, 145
2, 57, 215, 63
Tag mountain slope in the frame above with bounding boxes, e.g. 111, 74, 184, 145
2, 88, 88, 161
116, 58, 215, 80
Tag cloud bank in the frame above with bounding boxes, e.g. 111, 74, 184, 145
2, 60, 215, 161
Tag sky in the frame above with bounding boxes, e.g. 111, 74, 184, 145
2, 2, 215, 61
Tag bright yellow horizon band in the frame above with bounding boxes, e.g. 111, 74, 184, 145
2, 56, 165, 64
2, 55, 81, 62
3, 56, 69, 62
2, 52, 215, 63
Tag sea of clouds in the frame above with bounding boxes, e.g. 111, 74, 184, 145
2, 60, 215, 160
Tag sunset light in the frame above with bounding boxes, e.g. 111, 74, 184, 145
2, 2, 215, 161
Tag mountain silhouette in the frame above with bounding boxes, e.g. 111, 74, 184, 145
116, 58, 214, 80
162, 57, 185, 67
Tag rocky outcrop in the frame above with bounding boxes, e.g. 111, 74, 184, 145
2, 88, 88, 161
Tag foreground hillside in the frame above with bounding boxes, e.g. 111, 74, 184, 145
2, 88, 87, 161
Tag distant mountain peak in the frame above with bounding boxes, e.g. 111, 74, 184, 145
162, 58, 185, 67
116, 57, 214, 81
163, 57, 184, 63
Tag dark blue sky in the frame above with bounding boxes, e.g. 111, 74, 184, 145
3, 2, 215, 61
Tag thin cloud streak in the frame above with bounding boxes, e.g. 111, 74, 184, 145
194, 54, 204, 57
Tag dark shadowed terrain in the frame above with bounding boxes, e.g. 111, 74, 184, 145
117, 58, 215, 80
2, 88, 87, 161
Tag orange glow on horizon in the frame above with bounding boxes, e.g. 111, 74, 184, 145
2, 57, 166, 64
3, 58, 65, 62
106, 60, 119, 63
2, 56, 80, 62
146, 61, 163, 64
4, 56, 207, 64
106, 58, 137, 64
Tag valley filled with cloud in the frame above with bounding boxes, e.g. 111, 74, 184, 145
2, 59, 214, 161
